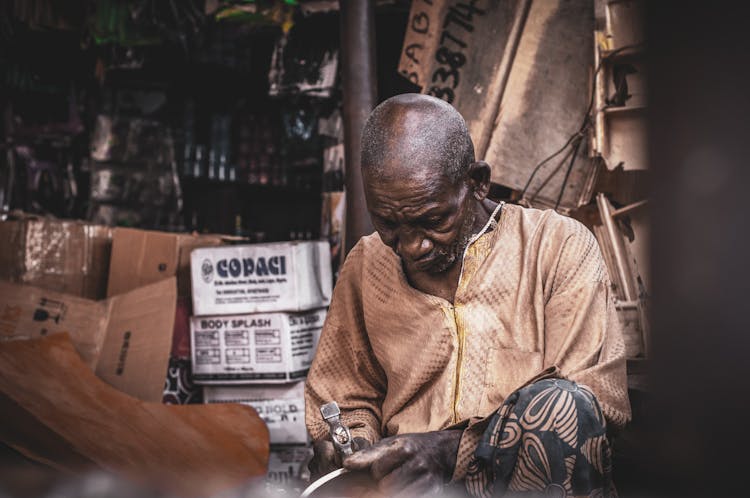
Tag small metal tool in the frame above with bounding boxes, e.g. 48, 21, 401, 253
320, 401, 353, 457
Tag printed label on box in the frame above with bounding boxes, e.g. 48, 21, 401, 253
191, 242, 332, 316
191, 309, 326, 383
288, 311, 325, 376
204, 382, 309, 445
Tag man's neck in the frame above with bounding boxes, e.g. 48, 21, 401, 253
474, 198, 500, 232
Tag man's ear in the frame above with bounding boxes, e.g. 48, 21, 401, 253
466, 161, 491, 200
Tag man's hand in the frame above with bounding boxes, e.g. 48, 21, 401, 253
342, 430, 461, 496
308, 436, 371, 480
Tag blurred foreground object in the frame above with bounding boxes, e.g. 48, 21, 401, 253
0, 333, 270, 496
300, 468, 379, 498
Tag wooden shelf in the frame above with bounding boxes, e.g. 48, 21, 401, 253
602, 104, 646, 116
600, 46, 645, 62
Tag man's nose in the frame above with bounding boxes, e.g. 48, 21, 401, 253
396, 229, 433, 260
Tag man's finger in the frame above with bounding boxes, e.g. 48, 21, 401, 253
343, 438, 405, 478
343, 440, 389, 468
369, 445, 409, 482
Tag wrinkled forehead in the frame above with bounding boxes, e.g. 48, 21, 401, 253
363, 163, 461, 203
365, 126, 455, 183
363, 154, 449, 188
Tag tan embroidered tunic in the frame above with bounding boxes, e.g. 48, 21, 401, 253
305, 204, 631, 479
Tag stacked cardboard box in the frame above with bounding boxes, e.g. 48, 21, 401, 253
190, 241, 332, 489
0, 221, 330, 485
105, 227, 227, 404
0, 217, 113, 300
0, 219, 181, 402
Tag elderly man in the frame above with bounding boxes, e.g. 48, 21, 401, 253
305, 94, 630, 497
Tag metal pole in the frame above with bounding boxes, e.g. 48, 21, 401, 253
340, 0, 376, 255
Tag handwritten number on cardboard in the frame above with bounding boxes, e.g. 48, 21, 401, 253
440, 30, 467, 49
451, 2, 486, 22
406, 1, 486, 100
432, 67, 460, 89
430, 45, 466, 103
427, 86, 456, 103
436, 46, 466, 69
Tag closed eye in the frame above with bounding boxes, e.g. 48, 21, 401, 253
374, 216, 397, 230
420, 215, 450, 229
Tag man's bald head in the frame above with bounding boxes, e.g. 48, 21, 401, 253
360, 94, 475, 184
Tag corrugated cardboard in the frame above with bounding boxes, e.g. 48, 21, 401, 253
204, 381, 307, 444
97, 278, 177, 401
107, 227, 224, 298
0, 218, 112, 300
0, 278, 176, 402
0, 281, 106, 367
191, 309, 326, 384
190, 241, 332, 316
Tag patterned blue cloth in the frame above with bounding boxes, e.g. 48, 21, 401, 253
467, 379, 613, 497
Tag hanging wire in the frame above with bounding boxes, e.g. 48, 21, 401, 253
554, 131, 584, 210
519, 131, 580, 199
518, 42, 644, 208
527, 138, 577, 201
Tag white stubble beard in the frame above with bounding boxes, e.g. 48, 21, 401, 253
428, 210, 477, 274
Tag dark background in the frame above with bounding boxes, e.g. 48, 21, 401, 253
646, 1, 750, 495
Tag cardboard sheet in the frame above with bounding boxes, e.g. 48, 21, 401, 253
107, 227, 224, 298
0, 278, 176, 402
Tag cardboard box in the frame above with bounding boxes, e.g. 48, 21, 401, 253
190, 241, 332, 316
204, 381, 307, 444
107, 227, 224, 298
0, 218, 112, 300
190, 308, 326, 384
266, 445, 312, 489
0, 278, 176, 402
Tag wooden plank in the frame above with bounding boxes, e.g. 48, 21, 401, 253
484, 0, 596, 209
615, 304, 644, 358
623, 201, 649, 293
602, 108, 647, 170
398, 0, 524, 153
